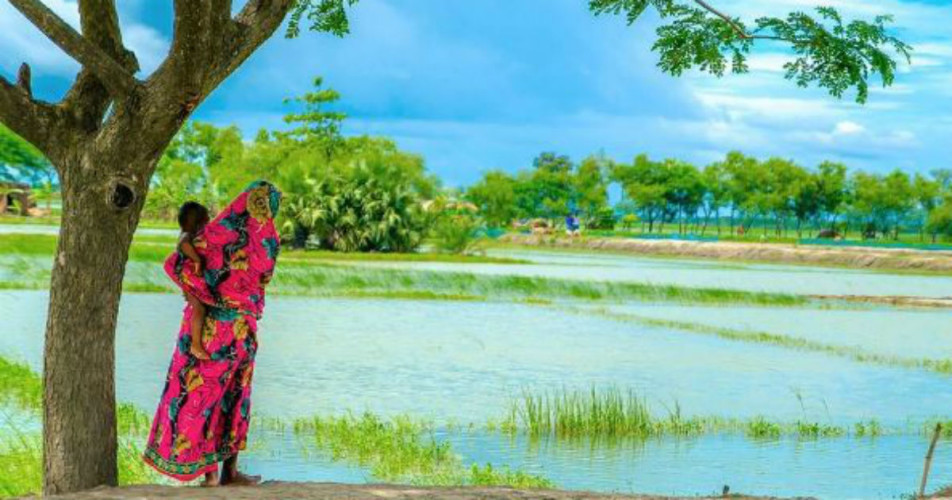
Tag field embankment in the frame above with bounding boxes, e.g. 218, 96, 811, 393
500, 234, 952, 273
14, 482, 812, 500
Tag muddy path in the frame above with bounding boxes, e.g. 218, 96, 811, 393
500, 234, 952, 274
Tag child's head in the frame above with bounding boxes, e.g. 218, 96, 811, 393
177, 201, 209, 233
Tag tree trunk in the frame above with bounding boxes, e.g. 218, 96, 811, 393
43, 148, 148, 494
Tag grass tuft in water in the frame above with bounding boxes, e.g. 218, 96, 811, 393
292, 412, 552, 488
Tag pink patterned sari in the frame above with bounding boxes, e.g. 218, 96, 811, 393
143, 181, 281, 481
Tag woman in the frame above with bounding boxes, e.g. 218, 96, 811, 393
143, 181, 282, 486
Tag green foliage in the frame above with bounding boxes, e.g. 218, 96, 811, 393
279, 76, 347, 157
465, 170, 518, 227
466, 152, 609, 228
286, 0, 359, 38
589, 1, 910, 103
926, 202, 952, 241
283, 157, 433, 252
291, 412, 552, 487
150, 78, 438, 253
431, 212, 482, 255
0, 125, 53, 186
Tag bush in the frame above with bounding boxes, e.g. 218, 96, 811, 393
432, 214, 482, 254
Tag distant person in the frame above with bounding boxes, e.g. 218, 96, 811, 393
565, 213, 581, 237
176, 201, 211, 360
144, 181, 282, 487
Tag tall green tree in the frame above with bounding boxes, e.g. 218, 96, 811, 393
574, 155, 610, 222
914, 173, 941, 241
816, 161, 848, 232
466, 170, 518, 227
278, 76, 347, 160
700, 161, 730, 235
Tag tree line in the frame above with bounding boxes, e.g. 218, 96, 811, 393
465, 151, 952, 242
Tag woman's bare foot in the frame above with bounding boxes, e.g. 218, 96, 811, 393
221, 471, 261, 486
200, 470, 220, 487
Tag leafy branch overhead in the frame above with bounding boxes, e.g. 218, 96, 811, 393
589, 0, 912, 103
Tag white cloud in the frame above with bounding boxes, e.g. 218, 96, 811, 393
694, 91, 840, 122
123, 24, 169, 76
833, 121, 865, 136
0, 0, 80, 76
0, 0, 168, 80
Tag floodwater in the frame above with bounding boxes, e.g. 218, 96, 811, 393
2, 289, 951, 498
3, 232, 952, 499
321, 248, 952, 298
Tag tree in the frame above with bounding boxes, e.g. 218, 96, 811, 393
914, 173, 941, 241
278, 76, 347, 160
611, 154, 668, 232
700, 161, 729, 235
0, 0, 907, 494
0, 0, 358, 493
816, 161, 847, 231
926, 201, 952, 243
574, 155, 610, 223
530, 152, 575, 219
664, 159, 703, 235
466, 170, 518, 227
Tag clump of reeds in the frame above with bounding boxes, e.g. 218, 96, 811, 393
506, 387, 715, 440
291, 412, 552, 488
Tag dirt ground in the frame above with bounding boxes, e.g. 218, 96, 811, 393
19, 482, 816, 500
500, 234, 952, 274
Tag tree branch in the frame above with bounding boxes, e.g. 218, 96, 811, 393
691, 0, 786, 41
0, 74, 60, 160
8, 0, 139, 97
61, 0, 139, 132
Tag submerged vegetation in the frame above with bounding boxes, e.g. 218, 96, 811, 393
579, 308, 952, 377
291, 413, 553, 488
0, 233, 805, 306
3, 354, 951, 497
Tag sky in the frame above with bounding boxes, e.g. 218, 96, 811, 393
2, 0, 952, 187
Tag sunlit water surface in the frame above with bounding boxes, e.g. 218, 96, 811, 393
2, 290, 951, 498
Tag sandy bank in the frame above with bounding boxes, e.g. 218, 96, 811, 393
500, 234, 952, 273
18, 482, 812, 500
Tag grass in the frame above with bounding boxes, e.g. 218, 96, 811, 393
0, 357, 41, 410
291, 412, 553, 488
577, 307, 952, 377
0, 235, 807, 306
502, 387, 898, 441
0, 356, 553, 494
0, 234, 527, 265
0, 424, 158, 498
0, 357, 157, 498
281, 248, 530, 265
267, 263, 804, 306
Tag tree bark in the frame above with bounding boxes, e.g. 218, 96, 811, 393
43, 147, 149, 494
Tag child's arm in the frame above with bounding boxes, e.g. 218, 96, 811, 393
178, 237, 204, 272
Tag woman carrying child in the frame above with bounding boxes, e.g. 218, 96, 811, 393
143, 181, 282, 486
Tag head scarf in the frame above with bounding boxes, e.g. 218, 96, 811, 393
165, 180, 282, 318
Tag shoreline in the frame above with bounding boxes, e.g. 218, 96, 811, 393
16, 482, 813, 500
499, 234, 952, 274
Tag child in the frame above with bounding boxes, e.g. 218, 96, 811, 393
177, 201, 211, 361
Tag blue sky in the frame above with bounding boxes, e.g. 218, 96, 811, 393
2, 0, 951, 187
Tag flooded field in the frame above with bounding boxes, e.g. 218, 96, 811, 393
2, 233, 952, 498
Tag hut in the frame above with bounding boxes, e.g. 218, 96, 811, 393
0, 182, 33, 216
